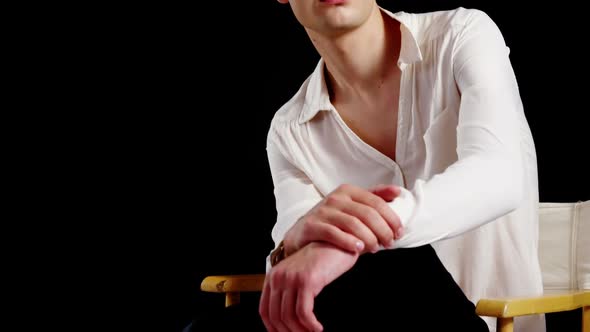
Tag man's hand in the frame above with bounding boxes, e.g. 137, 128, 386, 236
284, 184, 403, 256
259, 242, 359, 332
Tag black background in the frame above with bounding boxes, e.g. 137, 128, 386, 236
107, 1, 589, 330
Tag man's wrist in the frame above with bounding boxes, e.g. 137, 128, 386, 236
270, 240, 287, 267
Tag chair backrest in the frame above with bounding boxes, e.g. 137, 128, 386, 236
538, 201, 589, 292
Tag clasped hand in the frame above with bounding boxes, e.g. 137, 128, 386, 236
260, 184, 402, 331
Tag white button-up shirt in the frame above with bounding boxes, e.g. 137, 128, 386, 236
266, 7, 544, 332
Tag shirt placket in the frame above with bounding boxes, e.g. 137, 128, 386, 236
395, 63, 411, 188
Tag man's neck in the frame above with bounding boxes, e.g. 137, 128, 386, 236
306, 7, 401, 105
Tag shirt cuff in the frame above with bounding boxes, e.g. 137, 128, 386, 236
387, 187, 417, 228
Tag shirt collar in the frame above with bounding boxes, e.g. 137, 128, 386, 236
299, 8, 422, 124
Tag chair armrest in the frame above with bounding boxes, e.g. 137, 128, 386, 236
476, 290, 590, 318
201, 274, 266, 307
201, 274, 265, 293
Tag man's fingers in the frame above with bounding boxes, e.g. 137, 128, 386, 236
373, 201, 403, 242
259, 278, 276, 332
326, 209, 379, 252
269, 283, 287, 331
372, 186, 404, 240
296, 287, 323, 332
340, 200, 394, 250
312, 222, 365, 253
354, 186, 404, 242
370, 184, 401, 202
281, 289, 307, 332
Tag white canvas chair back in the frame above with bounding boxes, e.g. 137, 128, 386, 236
538, 201, 589, 291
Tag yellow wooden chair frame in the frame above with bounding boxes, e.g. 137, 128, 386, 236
201, 274, 589, 332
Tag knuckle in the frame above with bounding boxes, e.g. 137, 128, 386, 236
324, 195, 340, 206
269, 270, 284, 289
292, 270, 309, 288
341, 214, 356, 228
338, 183, 352, 192
301, 216, 318, 233
323, 225, 337, 240
315, 206, 331, 219
283, 271, 293, 286
367, 195, 381, 207
301, 215, 313, 226
302, 223, 317, 239
360, 207, 378, 222
301, 215, 312, 227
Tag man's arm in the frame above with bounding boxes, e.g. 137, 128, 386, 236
385, 11, 527, 248
265, 141, 402, 270
263, 138, 406, 331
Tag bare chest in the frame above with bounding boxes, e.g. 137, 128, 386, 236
336, 96, 399, 162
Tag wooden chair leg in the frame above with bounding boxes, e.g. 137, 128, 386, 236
496, 317, 514, 332
225, 292, 240, 307
583, 306, 589, 332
